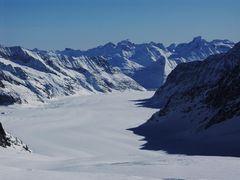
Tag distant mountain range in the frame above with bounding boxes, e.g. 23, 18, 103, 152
59, 36, 235, 89
131, 42, 240, 156
0, 37, 235, 104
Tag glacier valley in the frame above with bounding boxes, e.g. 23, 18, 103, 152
1, 92, 240, 180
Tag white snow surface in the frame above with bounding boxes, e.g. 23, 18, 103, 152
1, 91, 240, 180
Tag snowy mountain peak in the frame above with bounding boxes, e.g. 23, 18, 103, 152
103, 42, 116, 48
192, 36, 204, 42
170, 37, 235, 62
117, 39, 134, 46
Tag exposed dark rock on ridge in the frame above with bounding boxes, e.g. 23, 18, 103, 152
0, 122, 30, 152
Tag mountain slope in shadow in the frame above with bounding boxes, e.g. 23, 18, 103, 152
130, 42, 240, 157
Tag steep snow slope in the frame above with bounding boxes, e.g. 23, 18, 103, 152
59, 37, 234, 89
1, 92, 240, 180
131, 43, 240, 156
0, 46, 144, 104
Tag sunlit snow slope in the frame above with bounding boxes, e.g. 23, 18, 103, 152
0, 45, 143, 105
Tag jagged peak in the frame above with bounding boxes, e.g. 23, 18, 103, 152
174, 36, 208, 50
149, 42, 166, 49
117, 39, 135, 47
192, 36, 203, 42
189, 36, 208, 45
64, 48, 75, 51
32, 48, 40, 51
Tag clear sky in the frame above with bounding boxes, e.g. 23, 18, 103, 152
0, 0, 239, 50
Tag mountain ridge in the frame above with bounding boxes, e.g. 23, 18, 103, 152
131, 42, 240, 156
58, 37, 235, 89
0, 45, 144, 105
0, 37, 235, 104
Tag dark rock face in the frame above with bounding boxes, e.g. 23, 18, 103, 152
0, 80, 4, 88
0, 94, 21, 105
0, 123, 6, 136
205, 65, 240, 128
0, 72, 22, 105
0, 123, 11, 147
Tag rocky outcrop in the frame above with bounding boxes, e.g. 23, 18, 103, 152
0, 94, 21, 105
0, 75, 21, 105
0, 122, 30, 152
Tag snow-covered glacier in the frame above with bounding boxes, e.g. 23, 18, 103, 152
1, 91, 240, 180
0, 40, 239, 180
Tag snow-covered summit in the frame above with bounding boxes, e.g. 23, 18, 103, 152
117, 39, 135, 48
169, 36, 235, 62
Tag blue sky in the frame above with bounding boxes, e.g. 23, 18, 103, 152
0, 0, 239, 50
